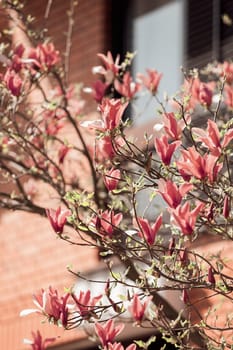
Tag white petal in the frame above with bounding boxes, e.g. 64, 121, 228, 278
80, 120, 104, 130
20, 308, 39, 316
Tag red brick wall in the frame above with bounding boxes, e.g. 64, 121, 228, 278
0, 1, 111, 349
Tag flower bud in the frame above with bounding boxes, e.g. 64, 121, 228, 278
223, 195, 231, 219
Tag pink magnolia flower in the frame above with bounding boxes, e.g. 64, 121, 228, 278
26, 43, 60, 72
91, 80, 109, 103
183, 78, 213, 110
224, 84, 233, 108
162, 112, 186, 140
193, 119, 233, 156
199, 82, 212, 107
137, 214, 162, 245
221, 61, 233, 84
137, 68, 162, 94
95, 319, 124, 347
94, 210, 123, 237
103, 168, 121, 191
4, 68, 22, 96
24, 330, 56, 350
46, 206, 71, 234
108, 342, 136, 350
95, 51, 120, 83
176, 146, 223, 183
158, 179, 193, 209
20, 286, 71, 327
114, 72, 140, 100
81, 98, 128, 132
170, 201, 205, 235
154, 135, 181, 166
96, 135, 116, 161
71, 289, 102, 319
128, 294, 152, 323
11, 43, 25, 72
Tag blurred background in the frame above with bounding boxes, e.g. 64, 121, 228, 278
0, 1, 232, 349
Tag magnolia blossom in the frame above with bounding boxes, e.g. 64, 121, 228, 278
4, 68, 22, 96
26, 42, 60, 72
128, 294, 152, 323
91, 80, 109, 103
154, 135, 181, 166
46, 206, 71, 234
81, 98, 128, 132
162, 112, 187, 140
193, 119, 233, 156
24, 330, 56, 350
71, 289, 102, 319
170, 201, 205, 235
20, 286, 71, 327
158, 179, 193, 209
220, 61, 233, 84
183, 78, 213, 110
93, 210, 123, 237
114, 72, 140, 100
176, 146, 223, 183
95, 319, 124, 347
137, 214, 162, 245
137, 68, 162, 94
94, 51, 120, 83
103, 168, 121, 191
108, 342, 136, 350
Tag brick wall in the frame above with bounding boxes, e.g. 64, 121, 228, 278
0, 1, 111, 349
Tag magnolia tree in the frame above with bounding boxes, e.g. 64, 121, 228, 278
0, 1, 233, 350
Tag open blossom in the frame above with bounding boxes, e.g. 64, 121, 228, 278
4, 68, 22, 96
108, 342, 136, 350
94, 51, 120, 83
94, 210, 123, 237
114, 71, 140, 100
137, 214, 162, 245
26, 43, 60, 72
224, 84, 233, 108
91, 80, 109, 103
220, 61, 233, 84
11, 43, 25, 72
71, 289, 102, 319
137, 68, 162, 94
176, 146, 223, 183
20, 287, 71, 327
46, 206, 71, 234
24, 330, 56, 350
103, 168, 121, 191
199, 82, 212, 106
183, 78, 213, 110
158, 179, 193, 209
170, 201, 205, 235
154, 135, 181, 166
128, 294, 152, 323
81, 98, 128, 132
193, 119, 233, 156
162, 112, 186, 140
95, 319, 124, 347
